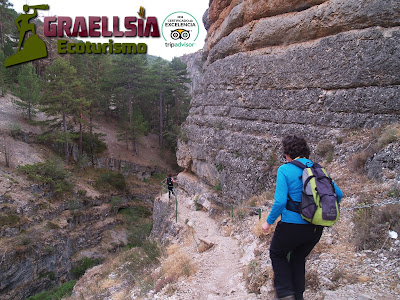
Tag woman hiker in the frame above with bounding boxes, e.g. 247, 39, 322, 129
262, 135, 343, 300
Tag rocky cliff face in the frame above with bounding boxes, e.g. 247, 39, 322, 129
0, 184, 122, 300
177, 0, 400, 202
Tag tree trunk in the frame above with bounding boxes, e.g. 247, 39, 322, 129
159, 90, 163, 147
128, 96, 136, 154
89, 105, 94, 166
175, 94, 180, 126
125, 129, 129, 150
28, 102, 32, 121
166, 103, 169, 132
79, 115, 83, 155
63, 111, 69, 164
0, 22, 4, 50
3, 135, 10, 168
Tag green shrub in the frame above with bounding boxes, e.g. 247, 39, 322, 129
378, 123, 400, 148
125, 248, 154, 273
119, 206, 152, 221
96, 171, 126, 191
352, 202, 400, 251
39, 271, 55, 281
127, 223, 153, 247
45, 221, 59, 230
79, 132, 107, 155
387, 183, 400, 198
119, 207, 153, 248
111, 196, 123, 211
8, 123, 22, 139
213, 180, 222, 192
178, 128, 189, 143
0, 213, 21, 226
245, 259, 270, 294
71, 257, 101, 278
216, 164, 223, 172
77, 189, 87, 196
142, 240, 161, 262
193, 195, 201, 211
44, 246, 55, 254
316, 140, 334, 162
27, 280, 76, 300
17, 160, 73, 195
68, 200, 82, 211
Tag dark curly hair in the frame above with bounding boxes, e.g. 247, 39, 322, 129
282, 135, 310, 159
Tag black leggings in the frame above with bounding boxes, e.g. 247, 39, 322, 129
269, 221, 323, 300
168, 187, 175, 198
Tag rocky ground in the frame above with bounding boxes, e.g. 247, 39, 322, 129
147, 180, 400, 300
68, 168, 399, 300
0, 94, 173, 299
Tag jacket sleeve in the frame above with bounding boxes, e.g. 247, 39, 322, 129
333, 181, 343, 203
267, 166, 288, 225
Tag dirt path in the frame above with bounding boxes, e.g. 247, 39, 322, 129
162, 192, 258, 300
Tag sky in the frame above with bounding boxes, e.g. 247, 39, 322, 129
8, 0, 209, 61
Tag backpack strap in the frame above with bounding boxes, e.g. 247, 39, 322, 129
286, 160, 310, 213
289, 160, 306, 169
286, 195, 301, 213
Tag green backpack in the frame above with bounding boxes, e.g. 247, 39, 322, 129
286, 160, 339, 226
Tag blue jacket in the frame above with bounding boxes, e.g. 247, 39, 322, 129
267, 158, 343, 225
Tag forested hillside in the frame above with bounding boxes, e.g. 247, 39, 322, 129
1, 0, 190, 161
0, 1, 193, 299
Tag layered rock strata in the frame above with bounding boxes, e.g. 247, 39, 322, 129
177, 0, 400, 202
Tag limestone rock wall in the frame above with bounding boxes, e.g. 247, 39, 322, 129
0, 194, 124, 300
177, 0, 400, 202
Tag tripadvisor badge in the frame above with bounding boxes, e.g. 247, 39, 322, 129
162, 11, 199, 49
5, 4, 49, 67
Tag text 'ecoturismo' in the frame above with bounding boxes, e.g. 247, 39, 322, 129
44, 16, 160, 55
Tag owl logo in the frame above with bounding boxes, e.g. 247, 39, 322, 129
170, 29, 190, 40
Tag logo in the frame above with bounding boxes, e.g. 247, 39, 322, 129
5, 4, 161, 68
162, 11, 198, 48
5, 4, 49, 67
138, 6, 145, 19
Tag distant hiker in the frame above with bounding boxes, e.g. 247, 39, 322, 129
166, 174, 176, 199
262, 135, 343, 300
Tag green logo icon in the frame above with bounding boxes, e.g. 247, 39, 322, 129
5, 4, 49, 68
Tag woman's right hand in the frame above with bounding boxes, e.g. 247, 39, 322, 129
262, 222, 271, 233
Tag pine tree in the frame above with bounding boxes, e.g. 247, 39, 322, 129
117, 106, 148, 155
0, 0, 16, 50
41, 58, 82, 163
170, 57, 190, 126
107, 55, 149, 153
0, 50, 5, 96
12, 63, 40, 120
148, 57, 173, 147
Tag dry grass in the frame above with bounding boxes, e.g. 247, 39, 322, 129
245, 260, 272, 294
252, 212, 270, 238
112, 291, 129, 300
162, 244, 197, 279
305, 268, 320, 291
377, 123, 400, 148
248, 190, 275, 207
347, 122, 400, 175
252, 213, 280, 241
154, 275, 177, 293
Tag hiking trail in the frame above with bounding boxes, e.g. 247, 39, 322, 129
159, 191, 259, 300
